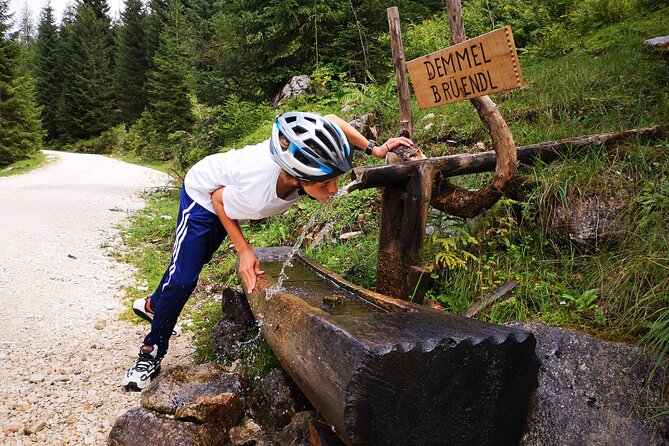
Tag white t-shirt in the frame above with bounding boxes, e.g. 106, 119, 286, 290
184, 139, 301, 220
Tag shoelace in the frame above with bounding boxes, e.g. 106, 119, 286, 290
134, 356, 158, 372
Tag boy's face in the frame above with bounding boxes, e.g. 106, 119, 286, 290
301, 177, 339, 202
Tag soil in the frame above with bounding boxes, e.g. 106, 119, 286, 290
0, 151, 194, 445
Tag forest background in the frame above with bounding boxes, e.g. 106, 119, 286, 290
1, 0, 668, 379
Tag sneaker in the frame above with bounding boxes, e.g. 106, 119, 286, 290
133, 297, 182, 336
122, 344, 161, 391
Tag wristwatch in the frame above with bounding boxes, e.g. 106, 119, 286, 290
365, 140, 376, 155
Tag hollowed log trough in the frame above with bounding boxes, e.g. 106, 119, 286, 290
239, 247, 539, 446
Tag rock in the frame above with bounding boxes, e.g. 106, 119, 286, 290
309, 417, 347, 446
549, 190, 630, 248
507, 322, 669, 446
3, 422, 21, 434
107, 407, 227, 446
643, 36, 669, 63
274, 75, 312, 106
174, 392, 244, 427
25, 420, 47, 434
211, 317, 250, 362
248, 368, 310, 432
229, 418, 263, 446
339, 231, 362, 240
94, 320, 107, 330
347, 113, 377, 141
273, 411, 316, 446
310, 221, 333, 248
29, 373, 45, 383
222, 288, 256, 327
141, 363, 245, 416
389, 143, 423, 161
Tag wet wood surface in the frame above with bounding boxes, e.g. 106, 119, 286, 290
241, 248, 539, 446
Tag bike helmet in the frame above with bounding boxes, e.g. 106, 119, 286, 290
270, 112, 353, 182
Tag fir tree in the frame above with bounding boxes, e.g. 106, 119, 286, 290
113, 0, 148, 124
144, 0, 194, 145
59, 2, 114, 140
15, 3, 36, 75
55, 4, 77, 140
0, 0, 43, 166
187, 0, 222, 104
144, 0, 168, 71
33, 5, 61, 140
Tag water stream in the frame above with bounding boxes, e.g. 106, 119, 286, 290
266, 185, 351, 298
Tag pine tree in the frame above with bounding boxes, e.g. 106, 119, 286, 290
33, 5, 61, 140
15, 3, 36, 75
144, 0, 168, 71
0, 0, 43, 166
59, 1, 114, 140
187, 0, 222, 104
55, 5, 77, 141
113, 0, 148, 124
144, 0, 194, 145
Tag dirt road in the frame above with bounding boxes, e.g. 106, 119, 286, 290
0, 151, 193, 445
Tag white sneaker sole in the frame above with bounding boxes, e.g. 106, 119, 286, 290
132, 298, 182, 336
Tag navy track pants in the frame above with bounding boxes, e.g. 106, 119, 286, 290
143, 187, 227, 358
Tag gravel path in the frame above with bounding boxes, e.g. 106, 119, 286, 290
0, 151, 195, 445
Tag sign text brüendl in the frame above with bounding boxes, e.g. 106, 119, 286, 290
406, 26, 524, 109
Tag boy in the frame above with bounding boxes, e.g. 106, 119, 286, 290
123, 111, 413, 391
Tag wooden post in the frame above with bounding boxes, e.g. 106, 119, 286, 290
375, 185, 406, 299
387, 7, 413, 138
376, 163, 435, 302
398, 163, 435, 301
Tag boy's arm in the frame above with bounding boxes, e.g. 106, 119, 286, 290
324, 114, 413, 159
211, 187, 264, 293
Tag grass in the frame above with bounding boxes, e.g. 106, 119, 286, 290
0, 152, 50, 177
108, 152, 174, 175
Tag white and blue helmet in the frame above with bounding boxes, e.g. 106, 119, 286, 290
270, 112, 353, 182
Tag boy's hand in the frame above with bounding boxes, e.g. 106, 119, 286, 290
239, 248, 264, 293
373, 136, 414, 159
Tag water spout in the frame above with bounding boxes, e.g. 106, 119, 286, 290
341, 178, 362, 194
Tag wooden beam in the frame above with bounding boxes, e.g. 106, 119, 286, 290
387, 7, 413, 138
241, 248, 539, 446
348, 125, 668, 192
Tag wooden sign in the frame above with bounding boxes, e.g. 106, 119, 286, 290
406, 26, 524, 109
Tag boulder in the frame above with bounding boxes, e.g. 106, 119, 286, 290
643, 36, 669, 63
347, 113, 378, 141
107, 407, 227, 446
549, 190, 630, 248
212, 288, 260, 362
174, 392, 244, 426
211, 317, 250, 362
274, 75, 312, 106
248, 368, 310, 432
229, 419, 267, 446
222, 287, 256, 327
508, 322, 669, 446
141, 363, 246, 417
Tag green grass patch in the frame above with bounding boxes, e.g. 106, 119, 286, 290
0, 152, 50, 177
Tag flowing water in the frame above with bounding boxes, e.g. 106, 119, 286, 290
267, 186, 351, 298
262, 260, 386, 316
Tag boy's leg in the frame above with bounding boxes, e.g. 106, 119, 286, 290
124, 188, 226, 390
143, 187, 227, 358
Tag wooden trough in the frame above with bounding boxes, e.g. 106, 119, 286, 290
239, 247, 539, 446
